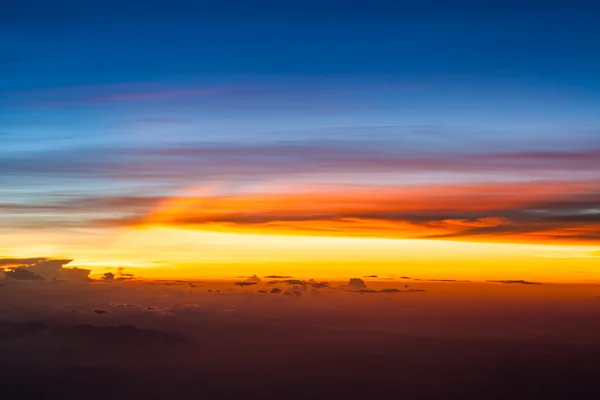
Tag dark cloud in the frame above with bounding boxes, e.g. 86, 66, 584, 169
93, 310, 109, 314
103, 269, 137, 282
103, 272, 115, 281
351, 288, 422, 294
487, 280, 542, 285
282, 279, 307, 285
270, 288, 282, 294
245, 275, 262, 284
3, 267, 44, 281
234, 281, 258, 287
347, 278, 367, 291
364, 275, 378, 278
234, 275, 262, 287
263, 279, 329, 289
1, 258, 90, 281
110, 303, 135, 308
267, 279, 306, 285
24, 259, 73, 280
61, 267, 92, 281
118, 273, 135, 281
264, 275, 293, 279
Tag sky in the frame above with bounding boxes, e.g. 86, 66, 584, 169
1, 0, 600, 281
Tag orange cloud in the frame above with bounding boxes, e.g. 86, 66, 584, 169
136, 180, 600, 245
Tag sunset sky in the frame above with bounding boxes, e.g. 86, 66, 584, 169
2, 0, 599, 281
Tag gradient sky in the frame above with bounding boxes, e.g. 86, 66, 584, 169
1, 0, 600, 281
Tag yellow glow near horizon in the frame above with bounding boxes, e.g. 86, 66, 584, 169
2, 225, 599, 282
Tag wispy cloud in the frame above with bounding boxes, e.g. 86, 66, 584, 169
8, 83, 223, 107
5, 80, 355, 110
2, 140, 599, 182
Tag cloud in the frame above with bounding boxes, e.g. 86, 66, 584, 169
9, 81, 223, 107
29, 259, 90, 281
0, 258, 46, 266
0, 196, 161, 230
351, 287, 425, 294
233, 275, 262, 287
234, 281, 258, 287
115, 268, 136, 281
487, 280, 542, 285
263, 279, 329, 290
309, 280, 330, 289
270, 288, 282, 294
2, 134, 599, 184
346, 278, 367, 291
364, 275, 378, 278
1, 258, 90, 281
3, 267, 44, 281
103, 272, 115, 281
102, 269, 137, 282
281, 279, 307, 285
137, 179, 600, 245
264, 275, 294, 279
14, 259, 72, 279
267, 279, 305, 285
245, 275, 262, 284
